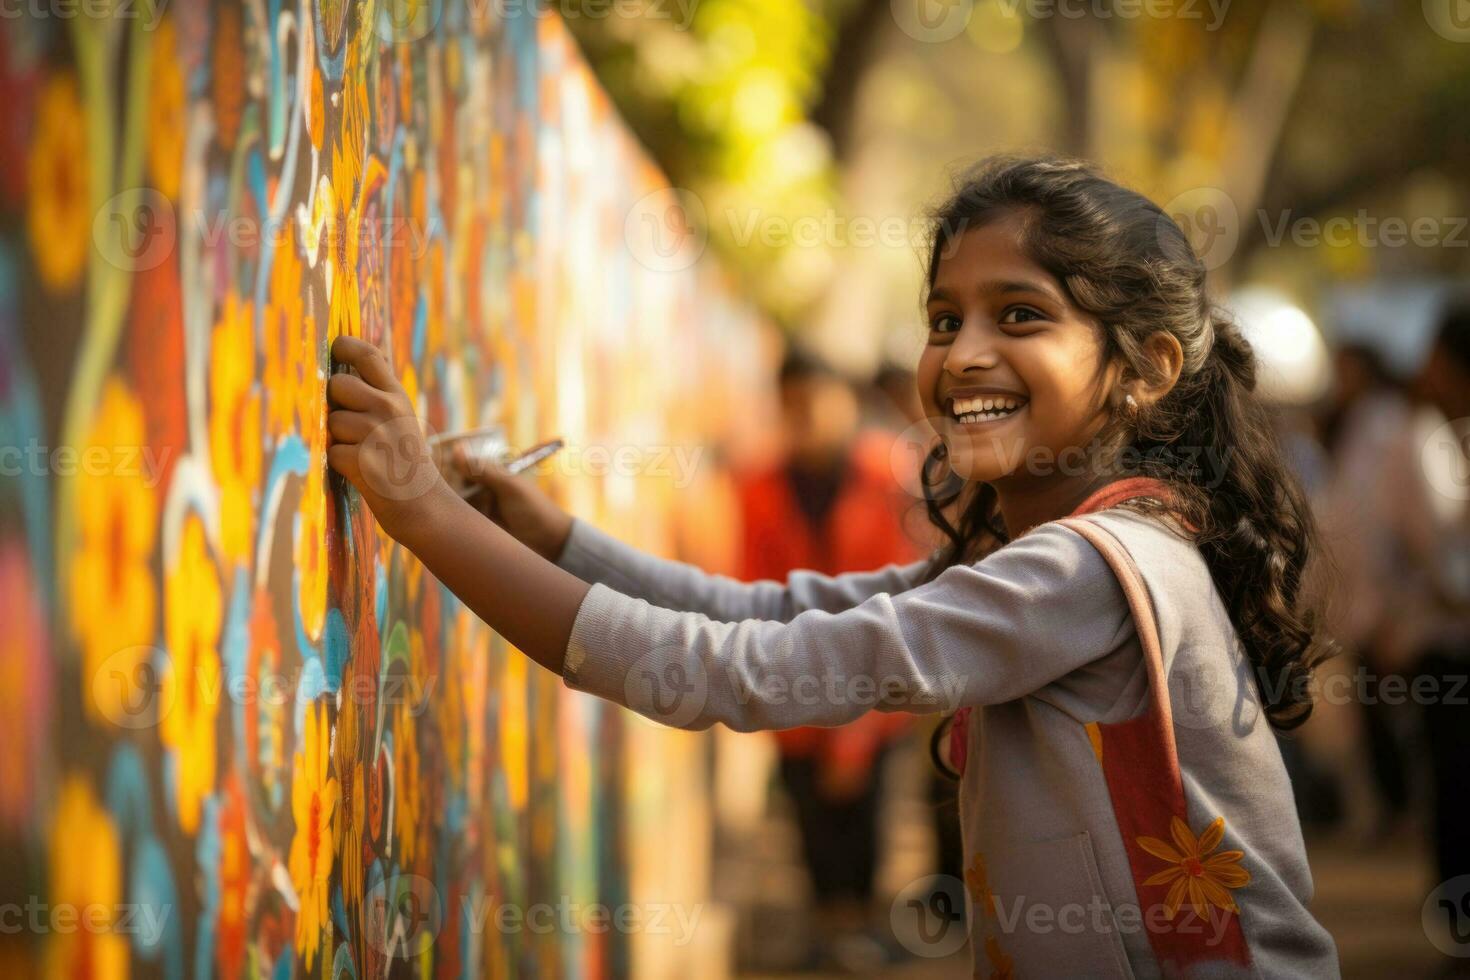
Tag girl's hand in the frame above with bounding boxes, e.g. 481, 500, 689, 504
326, 336, 455, 542
451, 446, 574, 563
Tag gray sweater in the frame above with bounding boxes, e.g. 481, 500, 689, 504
554, 507, 1340, 978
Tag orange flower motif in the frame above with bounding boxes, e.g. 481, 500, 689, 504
263, 224, 320, 438
965, 851, 997, 919
27, 71, 89, 291
1138, 815, 1251, 918
161, 512, 224, 836
146, 15, 185, 200
984, 935, 1014, 980
289, 700, 339, 973
209, 293, 263, 564
70, 378, 158, 727
43, 776, 126, 980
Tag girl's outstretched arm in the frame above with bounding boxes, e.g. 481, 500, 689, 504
453, 430, 935, 623
552, 515, 933, 622
328, 336, 1133, 735
326, 336, 587, 676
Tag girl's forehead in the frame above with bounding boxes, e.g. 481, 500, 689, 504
931, 221, 1064, 302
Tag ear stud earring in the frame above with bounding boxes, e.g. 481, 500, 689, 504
1125, 394, 1138, 409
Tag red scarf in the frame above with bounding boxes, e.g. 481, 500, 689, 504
947, 476, 1178, 774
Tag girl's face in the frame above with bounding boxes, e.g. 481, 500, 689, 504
917, 215, 1119, 488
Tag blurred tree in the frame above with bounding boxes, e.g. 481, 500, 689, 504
562, 0, 1470, 351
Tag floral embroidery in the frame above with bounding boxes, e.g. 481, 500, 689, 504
1137, 815, 1250, 918
984, 935, 1014, 980
1084, 720, 1104, 761
964, 850, 997, 919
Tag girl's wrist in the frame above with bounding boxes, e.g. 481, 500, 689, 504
390, 480, 464, 553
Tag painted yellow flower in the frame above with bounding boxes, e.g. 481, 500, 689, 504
1138, 815, 1251, 918
161, 512, 224, 836
326, 168, 362, 346
289, 700, 339, 973
333, 690, 366, 908
263, 223, 319, 438
209, 293, 263, 564
295, 422, 328, 643
146, 15, 185, 200
70, 377, 158, 727
27, 71, 89, 292
43, 776, 126, 980
392, 699, 422, 868
965, 851, 997, 919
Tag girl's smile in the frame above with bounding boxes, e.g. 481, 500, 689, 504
943, 387, 1029, 428
918, 213, 1119, 502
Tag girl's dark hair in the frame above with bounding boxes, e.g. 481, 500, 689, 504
916, 155, 1333, 733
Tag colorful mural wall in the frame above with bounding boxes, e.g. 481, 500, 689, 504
0, 2, 769, 976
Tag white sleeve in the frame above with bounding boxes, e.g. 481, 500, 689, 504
560, 521, 1131, 732
554, 516, 934, 622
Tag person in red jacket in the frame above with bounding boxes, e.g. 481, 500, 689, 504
734, 344, 922, 970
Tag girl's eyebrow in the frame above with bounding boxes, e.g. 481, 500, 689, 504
927, 279, 1062, 305
981, 278, 1061, 302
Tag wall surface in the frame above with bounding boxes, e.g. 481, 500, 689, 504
0, 2, 766, 976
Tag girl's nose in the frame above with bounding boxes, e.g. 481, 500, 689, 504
944, 321, 1001, 374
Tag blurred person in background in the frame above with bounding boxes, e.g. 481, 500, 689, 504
734, 345, 921, 972
1316, 343, 1423, 841
1407, 300, 1470, 901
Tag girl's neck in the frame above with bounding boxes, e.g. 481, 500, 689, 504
993, 471, 1120, 539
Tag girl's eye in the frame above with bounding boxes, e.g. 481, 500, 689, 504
999, 306, 1045, 326
929, 314, 962, 334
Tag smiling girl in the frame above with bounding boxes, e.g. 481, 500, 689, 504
326, 156, 1340, 978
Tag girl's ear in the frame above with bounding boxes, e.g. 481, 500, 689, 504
1125, 331, 1184, 409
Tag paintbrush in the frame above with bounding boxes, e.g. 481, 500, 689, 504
427, 427, 565, 498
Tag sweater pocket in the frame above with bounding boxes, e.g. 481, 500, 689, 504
984, 831, 1136, 979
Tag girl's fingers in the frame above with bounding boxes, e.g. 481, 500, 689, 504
327, 443, 359, 483
450, 444, 508, 484
327, 372, 380, 411
331, 336, 397, 392
328, 409, 374, 444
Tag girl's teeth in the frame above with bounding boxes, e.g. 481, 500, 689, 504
950, 396, 1023, 421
